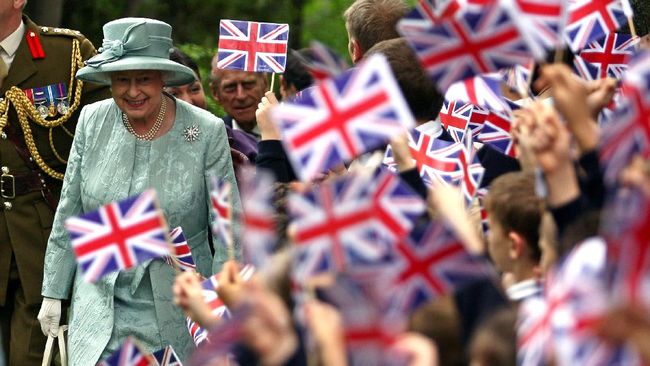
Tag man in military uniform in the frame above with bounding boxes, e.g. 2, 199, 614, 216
0, 1, 109, 365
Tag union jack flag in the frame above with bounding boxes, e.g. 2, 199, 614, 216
608, 192, 650, 307
164, 227, 195, 272
186, 265, 256, 346
500, 62, 534, 97
385, 128, 484, 196
439, 100, 486, 142
319, 274, 405, 366
574, 32, 638, 80
459, 130, 485, 205
151, 346, 182, 366
444, 74, 509, 113
478, 109, 517, 158
304, 40, 348, 81
289, 168, 425, 281
388, 220, 493, 313
564, 0, 629, 53
210, 178, 232, 251
550, 238, 640, 365
98, 337, 152, 366
507, 0, 567, 59
517, 291, 552, 366
398, 0, 462, 34
384, 128, 460, 185
186, 317, 208, 347
599, 52, 650, 185
65, 189, 170, 283
598, 87, 623, 127
518, 237, 641, 365
240, 167, 277, 268
187, 308, 249, 366
272, 54, 415, 181
398, 1, 535, 92
217, 19, 289, 73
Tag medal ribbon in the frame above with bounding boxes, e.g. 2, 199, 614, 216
55, 83, 68, 102
23, 88, 34, 104
32, 86, 47, 106
46, 85, 55, 107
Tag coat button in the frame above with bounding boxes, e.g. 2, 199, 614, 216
4, 202, 12, 210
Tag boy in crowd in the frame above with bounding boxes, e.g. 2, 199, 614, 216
484, 172, 544, 302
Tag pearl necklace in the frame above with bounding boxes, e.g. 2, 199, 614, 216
121, 96, 167, 141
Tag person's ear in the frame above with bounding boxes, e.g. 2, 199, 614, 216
210, 82, 221, 102
349, 38, 363, 64
14, 0, 26, 11
508, 231, 526, 260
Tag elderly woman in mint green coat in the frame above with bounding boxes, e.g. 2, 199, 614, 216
37, 18, 240, 365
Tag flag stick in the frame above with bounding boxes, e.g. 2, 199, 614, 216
522, 60, 535, 104
224, 180, 235, 262
622, 0, 636, 39
629, 17, 638, 39
227, 204, 235, 262
132, 338, 157, 365
553, 46, 564, 65
167, 230, 182, 274
270, 73, 276, 92
158, 199, 181, 274
170, 254, 182, 274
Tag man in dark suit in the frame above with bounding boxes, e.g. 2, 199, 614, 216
0, 1, 108, 364
209, 54, 267, 141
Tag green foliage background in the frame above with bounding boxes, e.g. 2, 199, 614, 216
53, 0, 371, 115
29, 0, 648, 115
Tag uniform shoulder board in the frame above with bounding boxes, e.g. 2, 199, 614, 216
39, 26, 86, 40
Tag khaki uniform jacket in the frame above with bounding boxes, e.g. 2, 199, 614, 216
0, 16, 109, 306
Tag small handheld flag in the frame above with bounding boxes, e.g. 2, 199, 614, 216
272, 54, 415, 181
217, 19, 289, 73
66, 189, 170, 283
97, 337, 153, 366
210, 177, 233, 260
164, 227, 196, 272
151, 345, 182, 366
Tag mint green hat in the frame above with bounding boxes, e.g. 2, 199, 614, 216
76, 18, 195, 86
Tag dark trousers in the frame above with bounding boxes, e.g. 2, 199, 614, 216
0, 258, 48, 366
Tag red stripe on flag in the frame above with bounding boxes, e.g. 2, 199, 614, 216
517, 0, 563, 16
569, 0, 617, 32
580, 35, 629, 78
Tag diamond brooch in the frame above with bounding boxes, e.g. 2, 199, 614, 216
183, 125, 200, 142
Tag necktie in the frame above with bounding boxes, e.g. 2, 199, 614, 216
0, 49, 8, 89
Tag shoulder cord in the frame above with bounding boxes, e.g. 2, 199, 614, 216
0, 39, 84, 180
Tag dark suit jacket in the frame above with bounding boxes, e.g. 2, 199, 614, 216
0, 16, 109, 305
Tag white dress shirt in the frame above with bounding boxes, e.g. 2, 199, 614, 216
1, 20, 26, 70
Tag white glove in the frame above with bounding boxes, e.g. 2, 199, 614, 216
37, 297, 62, 337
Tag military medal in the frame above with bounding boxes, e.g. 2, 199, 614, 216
46, 85, 57, 117
23, 88, 46, 118
53, 83, 69, 115
57, 100, 69, 115
32, 87, 50, 118
183, 125, 200, 142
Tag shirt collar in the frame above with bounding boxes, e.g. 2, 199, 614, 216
506, 279, 543, 302
1, 20, 25, 58
232, 119, 261, 140
415, 117, 443, 139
